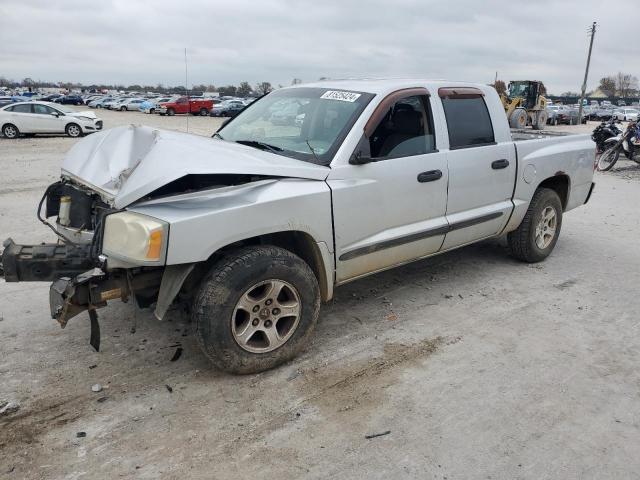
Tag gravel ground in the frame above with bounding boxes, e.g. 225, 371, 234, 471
1, 110, 639, 479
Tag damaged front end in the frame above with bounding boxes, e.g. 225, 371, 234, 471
0, 180, 164, 350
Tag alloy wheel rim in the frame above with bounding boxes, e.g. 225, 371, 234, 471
69, 126, 80, 136
535, 206, 557, 249
231, 279, 301, 353
4, 126, 16, 138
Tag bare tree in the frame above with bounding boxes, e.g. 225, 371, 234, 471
255, 82, 273, 95
492, 80, 507, 96
237, 81, 252, 97
615, 72, 639, 98
598, 76, 616, 97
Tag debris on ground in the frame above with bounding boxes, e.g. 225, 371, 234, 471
97, 396, 108, 403
170, 347, 183, 362
165, 384, 173, 393
365, 430, 391, 439
91, 384, 103, 393
88, 364, 97, 369
76, 432, 87, 438
0, 400, 20, 416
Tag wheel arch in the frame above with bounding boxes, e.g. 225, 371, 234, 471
180, 230, 333, 303
536, 174, 570, 210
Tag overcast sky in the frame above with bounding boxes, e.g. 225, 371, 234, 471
0, 0, 635, 94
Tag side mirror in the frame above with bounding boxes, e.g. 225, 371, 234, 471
349, 150, 373, 165
51, 112, 61, 117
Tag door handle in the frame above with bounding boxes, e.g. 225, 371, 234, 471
417, 170, 443, 183
492, 159, 510, 169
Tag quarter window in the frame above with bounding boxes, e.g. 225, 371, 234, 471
369, 95, 436, 159
441, 96, 495, 149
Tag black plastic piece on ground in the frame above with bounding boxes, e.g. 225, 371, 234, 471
89, 309, 100, 352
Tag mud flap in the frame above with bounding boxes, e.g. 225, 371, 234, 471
89, 309, 101, 352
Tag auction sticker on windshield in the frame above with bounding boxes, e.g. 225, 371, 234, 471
320, 90, 362, 102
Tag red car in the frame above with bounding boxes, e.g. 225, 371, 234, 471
156, 97, 213, 116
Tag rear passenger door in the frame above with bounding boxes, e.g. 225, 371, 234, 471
6, 103, 35, 131
438, 87, 516, 250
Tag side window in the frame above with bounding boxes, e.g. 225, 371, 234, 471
441, 96, 495, 149
369, 95, 435, 159
33, 104, 53, 115
12, 104, 33, 113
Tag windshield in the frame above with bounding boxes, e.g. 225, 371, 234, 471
508, 82, 530, 98
216, 87, 375, 165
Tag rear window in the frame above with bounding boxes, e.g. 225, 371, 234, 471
441, 97, 495, 149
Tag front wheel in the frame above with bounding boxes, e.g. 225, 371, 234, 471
193, 246, 320, 374
65, 123, 82, 138
597, 146, 620, 171
167, 108, 175, 116
508, 188, 563, 263
2, 123, 19, 139
199, 108, 208, 116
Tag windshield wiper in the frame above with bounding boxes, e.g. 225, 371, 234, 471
235, 139, 283, 153
212, 132, 224, 140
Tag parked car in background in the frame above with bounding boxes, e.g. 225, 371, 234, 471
546, 105, 560, 125
209, 102, 245, 118
54, 95, 84, 106
88, 97, 111, 108
0, 101, 103, 138
139, 97, 173, 114
116, 98, 145, 111
156, 97, 213, 116
0, 96, 16, 108
102, 98, 124, 110
614, 108, 639, 122
41, 94, 63, 102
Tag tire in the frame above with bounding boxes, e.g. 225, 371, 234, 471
199, 108, 208, 116
2, 123, 19, 139
120, 106, 126, 111
193, 245, 321, 374
597, 146, 620, 171
65, 123, 82, 138
149, 108, 155, 114
509, 108, 527, 129
533, 110, 548, 130
508, 188, 563, 263
167, 108, 175, 116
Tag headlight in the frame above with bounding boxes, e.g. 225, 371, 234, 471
102, 211, 168, 265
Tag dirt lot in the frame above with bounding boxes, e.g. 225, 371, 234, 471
1, 110, 639, 479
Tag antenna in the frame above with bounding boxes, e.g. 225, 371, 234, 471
184, 47, 189, 133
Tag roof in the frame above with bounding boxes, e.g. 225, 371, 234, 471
287, 78, 490, 96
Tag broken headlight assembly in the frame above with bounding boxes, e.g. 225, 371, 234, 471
101, 211, 168, 265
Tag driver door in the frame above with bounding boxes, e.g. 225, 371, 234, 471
328, 89, 449, 282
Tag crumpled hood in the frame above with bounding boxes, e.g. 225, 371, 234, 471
61, 125, 329, 208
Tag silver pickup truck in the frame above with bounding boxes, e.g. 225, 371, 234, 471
0, 80, 596, 373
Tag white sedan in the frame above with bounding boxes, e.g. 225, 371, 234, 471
615, 108, 640, 122
0, 101, 103, 139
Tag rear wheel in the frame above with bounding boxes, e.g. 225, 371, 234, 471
65, 123, 82, 138
149, 108, 155, 114
193, 245, 320, 374
120, 106, 126, 111
508, 188, 563, 263
2, 124, 19, 139
597, 146, 620, 171
167, 108, 175, 116
509, 108, 527, 129
199, 108, 208, 116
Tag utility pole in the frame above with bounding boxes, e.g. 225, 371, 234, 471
578, 22, 597, 124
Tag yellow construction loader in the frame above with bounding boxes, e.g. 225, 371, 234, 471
501, 80, 548, 130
